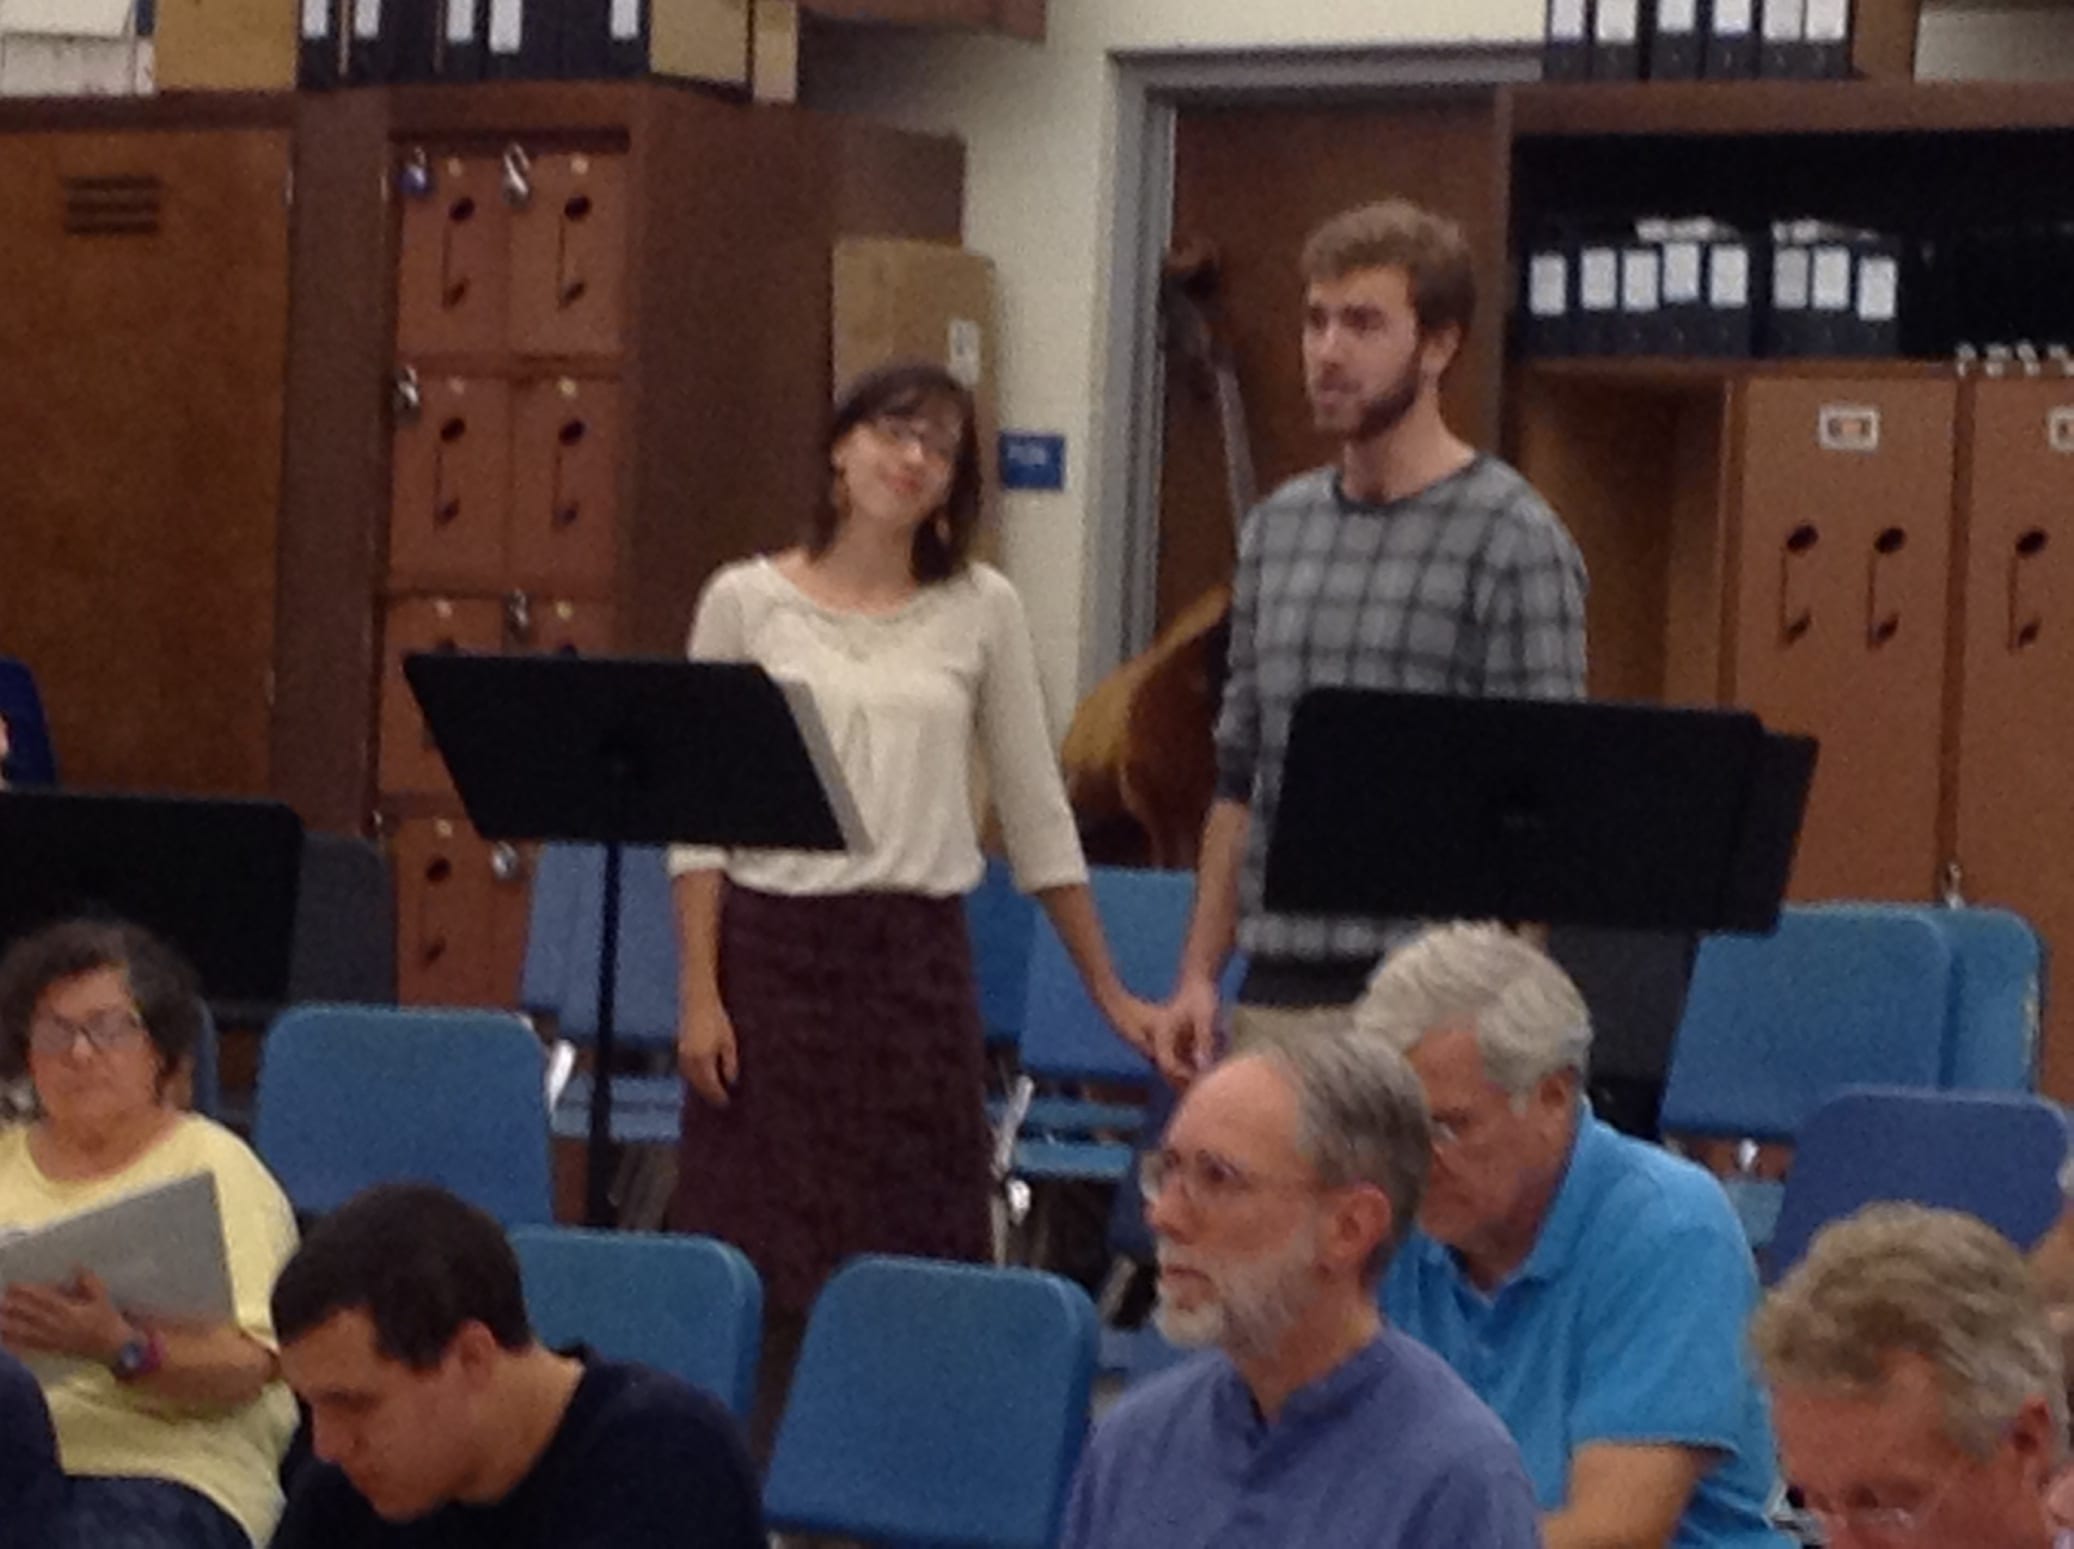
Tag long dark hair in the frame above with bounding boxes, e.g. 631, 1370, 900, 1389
808, 361, 984, 584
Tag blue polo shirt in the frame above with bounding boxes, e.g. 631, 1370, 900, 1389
1059, 1329, 1540, 1549
1383, 1113, 1788, 1548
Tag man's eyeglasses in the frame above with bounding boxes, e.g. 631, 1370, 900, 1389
1791, 1449, 1974, 1544
870, 413, 962, 464
27, 1008, 147, 1057
1139, 1148, 1322, 1211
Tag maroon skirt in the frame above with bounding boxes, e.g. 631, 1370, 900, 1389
671, 884, 992, 1317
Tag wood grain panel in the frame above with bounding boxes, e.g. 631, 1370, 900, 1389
1952, 380, 2074, 1096
0, 126, 290, 796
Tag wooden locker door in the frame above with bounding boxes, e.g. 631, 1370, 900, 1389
395, 152, 512, 357
1731, 378, 1956, 901
388, 374, 512, 589
0, 127, 290, 795
508, 376, 621, 597
391, 815, 533, 1006
507, 151, 628, 358
377, 597, 505, 797
1954, 380, 2074, 1095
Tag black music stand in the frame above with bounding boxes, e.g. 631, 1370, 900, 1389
0, 791, 303, 1011
1262, 691, 1815, 1113
1264, 689, 1816, 934
405, 653, 861, 1226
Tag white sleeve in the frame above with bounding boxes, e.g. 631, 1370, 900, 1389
667, 569, 751, 877
974, 571, 1089, 894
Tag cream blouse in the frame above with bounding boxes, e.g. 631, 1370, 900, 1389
665, 557, 1089, 898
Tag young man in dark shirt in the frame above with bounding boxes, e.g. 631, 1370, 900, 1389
269, 1184, 763, 1549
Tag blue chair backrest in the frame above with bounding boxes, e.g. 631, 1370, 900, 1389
1766, 1086, 2068, 1283
966, 856, 1036, 1049
508, 1226, 762, 1421
1929, 907, 2044, 1089
765, 1255, 1097, 1549
0, 657, 57, 786
189, 1002, 220, 1122
1660, 906, 1952, 1142
254, 1005, 552, 1225
1805, 902, 2044, 1090
1019, 867, 1198, 1086
520, 844, 679, 1046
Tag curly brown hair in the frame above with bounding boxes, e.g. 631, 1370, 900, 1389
0, 918, 199, 1093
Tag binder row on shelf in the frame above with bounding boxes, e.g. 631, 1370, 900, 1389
298, 0, 739, 87
1519, 219, 1903, 360
1545, 0, 1858, 81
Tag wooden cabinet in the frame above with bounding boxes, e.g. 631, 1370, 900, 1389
0, 102, 293, 798
1952, 381, 2074, 1092
1731, 378, 1956, 901
266, 82, 963, 1006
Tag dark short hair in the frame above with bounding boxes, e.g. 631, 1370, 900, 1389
0, 918, 200, 1092
809, 360, 983, 583
272, 1184, 533, 1369
1300, 198, 1478, 344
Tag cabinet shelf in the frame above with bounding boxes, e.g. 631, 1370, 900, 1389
1508, 80, 2074, 140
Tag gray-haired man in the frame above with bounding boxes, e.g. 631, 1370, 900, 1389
1060, 1025, 1539, 1548
1363, 923, 1786, 1549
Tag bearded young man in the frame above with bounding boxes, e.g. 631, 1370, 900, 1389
1157, 198, 1589, 1081
1057, 1026, 1539, 1548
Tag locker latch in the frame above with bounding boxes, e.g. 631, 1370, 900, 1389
501, 143, 533, 210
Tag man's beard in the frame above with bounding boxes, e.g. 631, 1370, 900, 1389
1312, 355, 1424, 443
1154, 1221, 1320, 1360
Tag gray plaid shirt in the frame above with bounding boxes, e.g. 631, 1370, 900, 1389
1215, 456, 1589, 964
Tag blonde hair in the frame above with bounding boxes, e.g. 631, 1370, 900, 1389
1351, 923, 1591, 1096
1753, 1203, 2068, 1460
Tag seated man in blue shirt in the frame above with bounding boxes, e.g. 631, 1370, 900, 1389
1060, 1023, 1541, 1548
1360, 923, 1788, 1549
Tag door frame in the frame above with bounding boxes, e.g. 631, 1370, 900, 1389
1089, 43, 1541, 687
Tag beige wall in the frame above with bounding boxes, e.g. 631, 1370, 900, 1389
806, 0, 2074, 721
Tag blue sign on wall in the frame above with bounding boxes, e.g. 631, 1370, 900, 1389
999, 432, 1067, 492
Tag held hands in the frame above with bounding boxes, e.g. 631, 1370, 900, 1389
1097, 987, 1164, 1066
677, 997, 739, 1109
0, 1269, 131, 1364
1152, 975, 1221, 1089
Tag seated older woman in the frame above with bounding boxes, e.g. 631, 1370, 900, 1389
0, 919, 298, 1548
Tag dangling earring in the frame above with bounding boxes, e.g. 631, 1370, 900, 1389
934, 512, 953, 547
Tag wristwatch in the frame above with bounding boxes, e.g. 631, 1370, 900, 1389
109, 1328, 163, 1384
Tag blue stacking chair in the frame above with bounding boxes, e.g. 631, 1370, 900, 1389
188, 1002, 220, 1122
967, 855, 1037, 1052
1659, 907, 1954, 1249
1009, 867, 1201, 1187
0, 657, 57, 786
1805, 901, 2046, 1091
1932, 906, 2047, 1090
764, 1256, 1097, 1549
508, 1226, 762, 1420
522, 844, 684, 1146
254, 1006, 553, 1226
1765, 1086, 2068, 1283
1661, 906, 1954, 1143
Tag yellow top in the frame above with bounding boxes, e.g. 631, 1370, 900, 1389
0, 1115, 299, 1546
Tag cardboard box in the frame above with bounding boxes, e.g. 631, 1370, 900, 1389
752, 0, 796, 103
153, 0, 297, 89
833, 238, 999, 531
0, 33, 151, 95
